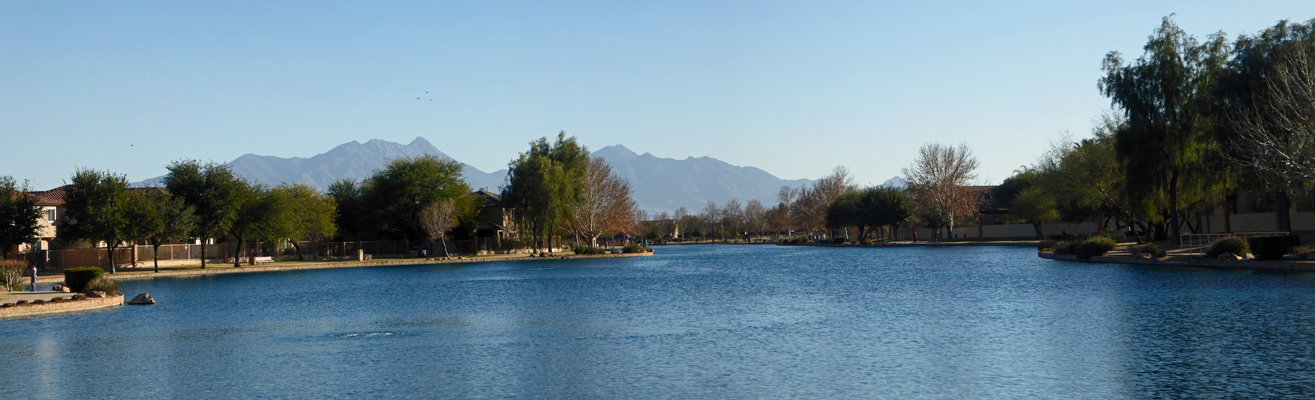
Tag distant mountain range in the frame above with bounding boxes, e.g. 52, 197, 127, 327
142, 137, 907, 213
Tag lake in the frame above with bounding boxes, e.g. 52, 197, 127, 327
2, 245, 1314, 399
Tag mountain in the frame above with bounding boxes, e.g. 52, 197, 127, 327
140, 138, 811, 214
592, 145, 811, 214
880, 176, 907, 188
139, 137, 506, 192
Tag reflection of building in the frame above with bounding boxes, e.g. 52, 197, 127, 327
471, 190, 516, 239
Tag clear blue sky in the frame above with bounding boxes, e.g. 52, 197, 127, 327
3, 1, 1312, 191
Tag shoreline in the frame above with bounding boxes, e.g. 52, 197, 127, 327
0, 294, 124, 320
1038, 251, 1315, 272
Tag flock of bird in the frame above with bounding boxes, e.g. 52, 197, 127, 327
417, 91, 432, 101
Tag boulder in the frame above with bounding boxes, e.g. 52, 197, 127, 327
127, 293, 155, 305
87, 291, 107, 298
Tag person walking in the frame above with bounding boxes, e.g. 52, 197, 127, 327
27, 263, 37, 292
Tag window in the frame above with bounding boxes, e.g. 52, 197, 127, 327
45, 208, 56, 223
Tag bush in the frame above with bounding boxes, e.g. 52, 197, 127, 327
622, 243, 645, 254
72, 293, 87, 301
0, 260, 29, 291
1053, 241, 1082, 256
83, 277, 120, 295
570, 245, 604, 255
1038, 240, 1058, 251
1206, 236, 1249, 258
1128, 243, 1160, 256
1077, 237, 1117, 258
1248, 235, 1301, 260
64, 267, 105, 292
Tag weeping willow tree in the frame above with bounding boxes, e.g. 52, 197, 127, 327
502, 132, 590, 253
1100, 16, 1230, 245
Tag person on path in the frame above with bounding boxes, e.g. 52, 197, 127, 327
27, 263, 37, 292
913, 232, 918, 243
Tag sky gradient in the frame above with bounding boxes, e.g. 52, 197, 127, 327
3, 1, 1313, 191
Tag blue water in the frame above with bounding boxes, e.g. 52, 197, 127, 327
2, 245, 1315, 399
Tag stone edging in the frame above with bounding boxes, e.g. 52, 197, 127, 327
106, 251, 655, 282
1038, 252, 1315, 272
0, 294, 124, 320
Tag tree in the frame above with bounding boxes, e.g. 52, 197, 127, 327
274, 183, 337, 260
164, 160, 246, 268
227, 183, 295, 267
1100, 16, 1230, 245
562, 157, 636, 247
361, 154, 474, 242
902, 143, 983, 240
1010, 187, 1060, 239
673, 207, 691, 240
867, 186, 915, 242
327, 179, 366, 240
420, 199, 457, 258
58, 168, 131, 273
744, 199, 767, 237
826, 192, 865, 240
790, 167, 855, 235
503, 132, 590, 253
1219, 19, 1315, 232
700, 201, 720, 241
0, 176, 41, 259
125, 189, 197, 273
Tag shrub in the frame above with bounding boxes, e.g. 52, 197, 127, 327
1038, 240, 1058, 251
1248, 235, 1301, 260
1053, 241, 1082, 256
1128, 243, 1160, 256
31, 299, 45, 305
72, 294, 87, 301
1206, 236, 1249, 258
0, 260, 30, 291
64, 267, 105, 293
622, 243, 645, 254
1077, 237, 1117, 258
83, 277, 120, 295
571, 244, 605, 255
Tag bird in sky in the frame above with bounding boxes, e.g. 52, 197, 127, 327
429, 98, 433, 101
425, 91, 429, 94
416, 97, 420, 100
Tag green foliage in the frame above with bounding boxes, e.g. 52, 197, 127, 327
1206, 236, 1250, 258
331, 155, 473, 242
164, 160, 246, 268
125, 189, 197, 272
1038, 239, 1058, 250
571, 244, 604, 255
83, 276, 120, 295
64, 266, 105, 292
1101, 16, 1231, 245
1128, 243, 1160, 256
993, 168, 1037, 210
58, 168, 132, 273
503, 132, 590, 250
1011, 186, 1060, 237
622, 243, 645, 253
1248, 235, 1301, 260
275, 183, 337, 245
1077, 237, 1117, 258
0, 176, 43, 257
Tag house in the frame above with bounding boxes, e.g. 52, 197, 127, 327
26, 185, 69, 252
471, 190, 516, 239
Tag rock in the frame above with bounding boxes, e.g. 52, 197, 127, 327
1245, 253, 1256, 260
127, 293, 155, 305
1154, 251, 1167, 258
1218, 253, 1241, 261
87, 291, 106, 298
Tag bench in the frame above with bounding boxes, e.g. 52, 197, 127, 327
250, 256, 274, 265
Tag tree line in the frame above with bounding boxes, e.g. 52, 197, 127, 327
996, 16, 1315, 245
0, 131, 643, 269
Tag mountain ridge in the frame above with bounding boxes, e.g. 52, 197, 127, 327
139, 138, 818, 213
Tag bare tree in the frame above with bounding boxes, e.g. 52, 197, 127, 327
420, 199, 457, 259
1225, 45, 1315, 232
700, 201, 720, 241
902, 143, 983, 240
790, 167, 855, 235
673, 207, 690, 240
744, 199, 766, 238
562, 157, 637, 247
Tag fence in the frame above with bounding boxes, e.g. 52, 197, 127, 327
1180, 232, 1289, 256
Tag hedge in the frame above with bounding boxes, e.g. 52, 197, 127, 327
64, 267, 105, 293
1248, 235, 1301, 260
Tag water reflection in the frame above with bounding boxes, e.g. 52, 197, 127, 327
2, 245, 1314, 398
